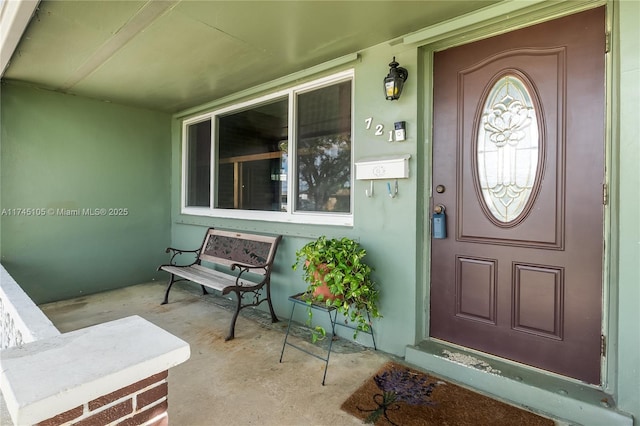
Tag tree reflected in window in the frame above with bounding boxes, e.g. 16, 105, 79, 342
296, 81, 351, 213
297, 133, 351, 212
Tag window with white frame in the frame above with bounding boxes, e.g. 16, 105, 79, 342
182, 71, 354, 225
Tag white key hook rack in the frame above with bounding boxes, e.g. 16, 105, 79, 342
356, 154, 410, 199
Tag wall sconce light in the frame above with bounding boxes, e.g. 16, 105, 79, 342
383, 57, 408, 101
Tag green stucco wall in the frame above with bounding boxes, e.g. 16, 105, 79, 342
0, 84, 171, 303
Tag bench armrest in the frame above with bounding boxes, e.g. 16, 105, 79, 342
230, 262, 270, 272
158, 247, 201, 269
230, 262, 271, 285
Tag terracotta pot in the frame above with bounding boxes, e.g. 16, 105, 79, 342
308, 262, 343, 301
313, 282, 338, 300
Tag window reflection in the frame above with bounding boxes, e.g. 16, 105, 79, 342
185, 120, 211, 207
296, 81, 352, 213
182, 72, 353, 221
216, 99, 288, 211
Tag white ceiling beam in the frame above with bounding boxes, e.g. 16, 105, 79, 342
0, 0, 40, 76
59, 0, 179, 91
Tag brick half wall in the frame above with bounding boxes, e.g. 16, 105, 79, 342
36, 371, 169, 426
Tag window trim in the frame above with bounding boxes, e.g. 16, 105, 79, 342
181, 69, 355, 227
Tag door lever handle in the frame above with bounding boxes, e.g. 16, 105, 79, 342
434, 204, 445, 214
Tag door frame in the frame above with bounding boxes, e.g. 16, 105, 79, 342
417, 0, 614, 390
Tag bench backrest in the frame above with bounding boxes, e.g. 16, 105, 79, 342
198, 228, 281, 271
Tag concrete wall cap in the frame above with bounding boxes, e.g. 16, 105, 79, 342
0, 315, 190, 425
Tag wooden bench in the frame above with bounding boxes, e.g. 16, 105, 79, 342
158, 228, 282, 341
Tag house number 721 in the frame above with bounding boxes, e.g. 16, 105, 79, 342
364, 117, 384, 136
365, 117, 394, 141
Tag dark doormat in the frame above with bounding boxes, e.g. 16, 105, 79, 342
341, 362, 555, 426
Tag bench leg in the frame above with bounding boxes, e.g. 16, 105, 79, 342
225, 292, 242, 341
266, 290, 279, 324
161, 275, 176, 305
200, 285, 209, 296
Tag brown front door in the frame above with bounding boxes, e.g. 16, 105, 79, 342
430, 7, 605, 384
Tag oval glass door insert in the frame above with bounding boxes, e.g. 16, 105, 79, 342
477, 74, 540, 224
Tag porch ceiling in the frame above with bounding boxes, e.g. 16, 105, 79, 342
1, 0, 498, 113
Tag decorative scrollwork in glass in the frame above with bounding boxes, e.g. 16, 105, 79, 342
477, 74, 540, 223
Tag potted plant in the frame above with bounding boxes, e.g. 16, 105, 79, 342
292, 236, 381, 342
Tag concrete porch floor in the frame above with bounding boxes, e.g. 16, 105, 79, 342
39, 281, 393, 426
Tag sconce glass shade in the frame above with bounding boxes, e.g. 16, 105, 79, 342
383, 57, 408, 100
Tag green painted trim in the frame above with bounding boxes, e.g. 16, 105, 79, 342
403, 0, 548, 45
173, 53, 360, 120
601, 0, 616, 396
403, 0, 606, 50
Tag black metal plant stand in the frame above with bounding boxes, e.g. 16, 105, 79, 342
279, 292, 376, 385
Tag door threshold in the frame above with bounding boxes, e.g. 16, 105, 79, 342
405, 340, 632, 426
